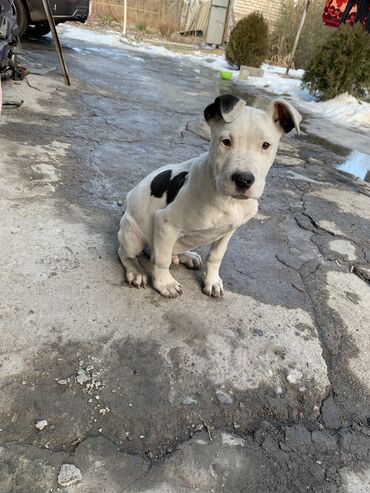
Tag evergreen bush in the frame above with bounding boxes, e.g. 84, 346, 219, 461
303, 23, 370, 101
226, 13, 269, 68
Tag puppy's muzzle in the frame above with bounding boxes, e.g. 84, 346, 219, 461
231, 171, 255, 192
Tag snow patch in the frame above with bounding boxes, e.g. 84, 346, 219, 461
241, 64, 312, 101
303, 93, 370, 128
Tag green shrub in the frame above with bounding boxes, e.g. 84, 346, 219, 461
226, 13, 269, 68
269, 0, 330, 70
135, 21, 148, 32
303, 23, 370, 101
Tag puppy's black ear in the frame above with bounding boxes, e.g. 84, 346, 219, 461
270, 99, 302, 134
204, 94, 245, 124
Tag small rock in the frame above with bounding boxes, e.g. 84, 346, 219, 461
233, 422, 241, 429
99, 407, 110, 415
182, 397, 198, 406
216, 390, 233, 406
117, 199, 123, 206
285, 424, 312, 449
57, 379, 68, 385
308, 157, 323, 165
275, 386, 283, 395
286, 369, 302, 384
321, 395, 341, 429
312, 430, 337, 451
35, 419, 48, 430
76, 369, 90, 385
57, 464, 82, 487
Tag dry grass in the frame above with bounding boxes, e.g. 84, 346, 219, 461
269, 0, 331, 69
158, 20, 177, 38
86, 3, 181, 40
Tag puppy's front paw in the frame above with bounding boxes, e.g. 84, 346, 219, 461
203, 275, 224, 298
153, 272, 182, 298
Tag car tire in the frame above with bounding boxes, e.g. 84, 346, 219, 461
13, 0, 28, 37
26, 23, 51, 38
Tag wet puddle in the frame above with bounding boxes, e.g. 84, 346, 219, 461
336, 151, 370, 182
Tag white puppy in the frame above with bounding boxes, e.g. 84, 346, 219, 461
118, 94, 301, 298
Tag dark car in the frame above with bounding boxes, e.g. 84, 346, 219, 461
13, 0, 89, 37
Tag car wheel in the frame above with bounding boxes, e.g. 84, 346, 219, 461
26, 23, 51, 38
13, 0, 28, 37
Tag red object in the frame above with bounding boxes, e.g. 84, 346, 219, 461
322, 0, 357, 27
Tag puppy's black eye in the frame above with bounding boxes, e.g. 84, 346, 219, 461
262, 142, 271, 150
222, 138, 232, 147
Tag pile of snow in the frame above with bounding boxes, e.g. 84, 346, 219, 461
303, 93, 370, 128
241, 67, 370, 129
57, 25, 370, 130
242, 64, 311, 101
57, 24, 125, 49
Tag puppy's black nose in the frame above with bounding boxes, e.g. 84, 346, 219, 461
232, 172, 255, 191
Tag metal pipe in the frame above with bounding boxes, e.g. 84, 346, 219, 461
122, 0, 127, 36
40, 0, 71, 86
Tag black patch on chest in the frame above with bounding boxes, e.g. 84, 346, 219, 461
150, 170, 188, 205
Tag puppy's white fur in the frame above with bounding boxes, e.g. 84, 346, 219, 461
118, 95, 301, 297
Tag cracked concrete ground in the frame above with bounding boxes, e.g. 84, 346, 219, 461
0, 32, 369, 492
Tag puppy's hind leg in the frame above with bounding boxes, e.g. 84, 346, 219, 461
177, 251, 202, 270
118, 217, 147, 288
